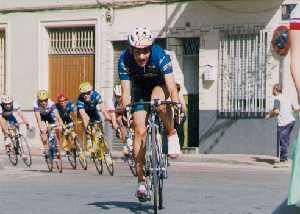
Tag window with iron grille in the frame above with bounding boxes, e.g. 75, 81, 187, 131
48, 27, 95, 55
0, 31, 5, 95
218, 30, 267, 118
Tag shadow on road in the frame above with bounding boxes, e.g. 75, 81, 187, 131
252, 157, 276, 165
24, 169, 51, 173
88, 201, 154, 213
272, 199, 300, 214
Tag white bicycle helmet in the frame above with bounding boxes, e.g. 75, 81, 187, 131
114, 85, 122, 97
1, 94, 13, 104
128, 27, 154, 49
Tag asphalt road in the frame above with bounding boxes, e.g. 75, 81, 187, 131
0, 156, 299, 214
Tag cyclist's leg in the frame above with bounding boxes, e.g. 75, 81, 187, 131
133, 109, 147, 198
151, 86, 180, 158
39, 121, 48, 154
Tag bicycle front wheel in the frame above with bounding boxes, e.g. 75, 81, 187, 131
67, 149, 77, 170
151, 128, 159, 214
19, 135, 32, 167
45, 151, 53, 172
8, 144, 18, 166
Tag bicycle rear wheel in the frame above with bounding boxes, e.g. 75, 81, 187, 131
19, 135, 32, 167
75, 136, 87, 170
8, 144, 18, 166
101, 140, 114, 176
92, 152, 103, 175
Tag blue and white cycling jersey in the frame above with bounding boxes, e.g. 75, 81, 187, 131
118, 44, 173, 85
33, 99, 57, 124
77, 90, 103, 122
56, 100, 76, 124
118, 45, 173, 103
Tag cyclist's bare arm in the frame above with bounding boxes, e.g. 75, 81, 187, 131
54, 111, 64, 127
164, 74, 179, 103
34, 111, 43, 131
121, 80, 131, 107
0, 115, 9, 135
16, 109, 30, 128
79, 109, 89, 129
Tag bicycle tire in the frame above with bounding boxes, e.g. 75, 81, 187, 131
19, 135, 32, 167
101, 139, 114, 176
92, 152, 103, 175
67, 149, 77, 170
8, 143, 18, 166
159, 176, 163, 209
75, 136, 87, 170
127, 155, 137, 177
151, 127, 159, 214
55, 153, 63, 173
45, 151, 53, 172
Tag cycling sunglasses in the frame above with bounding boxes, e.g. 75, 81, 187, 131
82, 91, 92, 96
39, 99, 48, 103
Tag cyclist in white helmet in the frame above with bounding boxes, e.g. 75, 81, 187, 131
0, 95, 32, 151
113, 84, 129, 155
118, 27, 181, 201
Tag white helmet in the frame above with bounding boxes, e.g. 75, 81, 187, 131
114, 85, 122, 97
1, 94, 13, 104
128, 27, 154, 49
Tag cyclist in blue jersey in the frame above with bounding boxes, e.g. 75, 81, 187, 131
77, 82, 117, 150
34, 90, 63, 155
118, 27, 181, 201
55, 93, 77, 150
0, 95, 32, 151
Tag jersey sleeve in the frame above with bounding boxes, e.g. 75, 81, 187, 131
290, 4, 300, 29
77, 99, 85, 110
49, 100, 58, 114
33, 101, 40, 112
153, 45, 173, 75
67, 100, 77, 112
94, 91, 103, 104
118, 50, 131, 81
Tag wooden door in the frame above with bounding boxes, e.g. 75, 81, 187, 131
49, 54, 94, 140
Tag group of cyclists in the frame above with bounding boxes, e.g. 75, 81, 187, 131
0, 26, 185, 202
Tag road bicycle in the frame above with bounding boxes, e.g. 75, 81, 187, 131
126, 99, 181, 213
62, 122, 87, 170
86, 121, 114, 176
44, 123, 62, 173
6, 123, 32, 167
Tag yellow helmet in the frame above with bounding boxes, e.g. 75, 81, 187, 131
79, 82, 92, 93
37, 90, 49, 100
